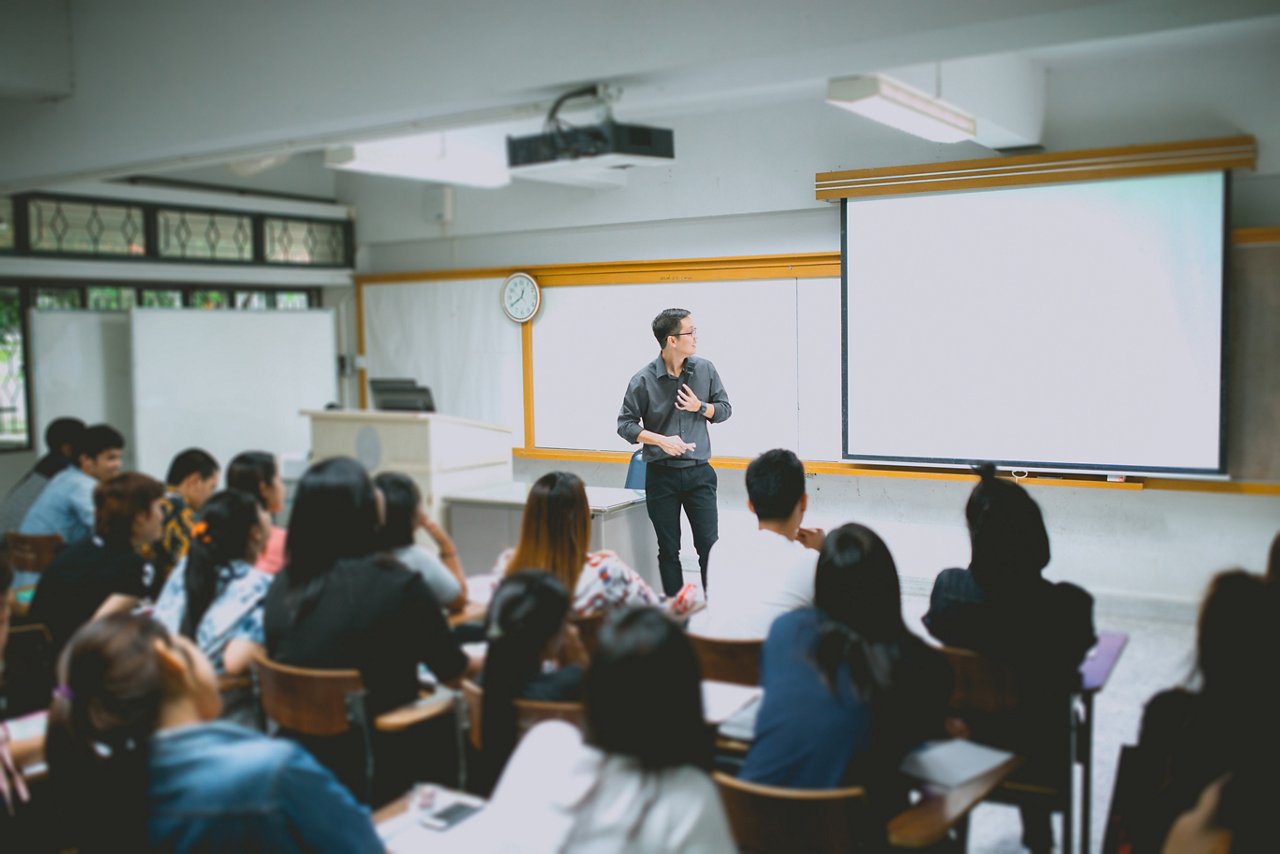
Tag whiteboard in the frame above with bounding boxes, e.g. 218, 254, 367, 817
532, 280, 805, 458
129, 309, 337, 481
30, 311, 137, 470
362, 278, 524, 447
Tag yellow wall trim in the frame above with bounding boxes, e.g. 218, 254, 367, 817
355, 252, 841, 287
815, 135, 1257, 201
1232, 226, 1280, 246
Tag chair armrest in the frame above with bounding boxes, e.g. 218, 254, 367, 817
887, 755, 1023, 848
374, 690, 455, 732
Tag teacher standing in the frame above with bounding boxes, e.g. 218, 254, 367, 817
617, 309, 731, 595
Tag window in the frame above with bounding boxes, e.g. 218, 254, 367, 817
274, 291, 311, 309
0, 287, 29, 449
28, 197, 145, 256
264, 217, 347, 265
191, 290, 229, 309
141, 289, 183, 308
0, 197, 13, 252
87, 287, 137, 311
35, 288, 83, 310
157, 209, 254, 261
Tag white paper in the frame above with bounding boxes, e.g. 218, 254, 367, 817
701, 680, 762, 724
899, 739, 1014, 788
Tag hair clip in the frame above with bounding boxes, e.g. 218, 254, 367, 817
52, 684, 74, 702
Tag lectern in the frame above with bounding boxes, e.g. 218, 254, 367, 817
302, 410, 513, 524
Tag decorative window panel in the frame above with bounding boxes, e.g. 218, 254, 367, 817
0, 287, 28, 448
264, 217, 346, 265
157, 209, 254, 261
28, 197, 145, 256
0, 198, 13, 252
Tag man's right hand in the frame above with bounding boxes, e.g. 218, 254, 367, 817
657, 435, 694, 457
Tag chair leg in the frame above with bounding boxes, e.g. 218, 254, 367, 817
452, 691, 468, 791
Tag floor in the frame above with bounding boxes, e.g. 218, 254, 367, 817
682, 559, 1199, 853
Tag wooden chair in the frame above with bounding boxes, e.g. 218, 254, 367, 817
5, 532, 62, 577
715, 772, 869, 852
688, 633, 762, 686
940, 645, 1078, 853
253, 654, 455, 803
460, 678, 586, 752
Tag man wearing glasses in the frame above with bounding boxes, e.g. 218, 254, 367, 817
617, 308, 732, 595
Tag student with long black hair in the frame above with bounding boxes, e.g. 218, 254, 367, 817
263, 457, 473, 717
373, 471, 468, 612
459, 607, 733, 851
924, 463, 1096, 853
476, 571, 586, 791
152, 490, 271, 676
741, 523, 951, 805
45, 614, 380, 852
226, 451, 287, 574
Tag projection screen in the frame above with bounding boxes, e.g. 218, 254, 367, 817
841, 171, 1225, 474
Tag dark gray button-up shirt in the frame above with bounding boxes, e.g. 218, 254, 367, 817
617, 355, 732, 466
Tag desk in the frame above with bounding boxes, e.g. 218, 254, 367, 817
1077, 630, 1128, 854
442, 482, 658, 592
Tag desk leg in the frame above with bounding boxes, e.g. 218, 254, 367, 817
1081, 692, 1094, 854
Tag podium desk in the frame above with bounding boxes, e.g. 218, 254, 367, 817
442, 482, 659, 592
304, 410, 513, 527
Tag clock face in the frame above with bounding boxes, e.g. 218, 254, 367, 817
501, 272, 541, 323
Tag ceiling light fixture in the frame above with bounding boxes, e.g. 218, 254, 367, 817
826, 74, 976, 143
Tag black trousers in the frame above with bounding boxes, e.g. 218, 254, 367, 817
645, 461, 718, 596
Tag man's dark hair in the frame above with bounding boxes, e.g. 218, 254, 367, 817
45, 418, 86, 454
652, 308, 691, 349
75, 424, 125, 464
745, 448, 806, 522
165, 448, 219, 487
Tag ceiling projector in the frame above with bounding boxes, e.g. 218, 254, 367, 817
506, 120, 674, 188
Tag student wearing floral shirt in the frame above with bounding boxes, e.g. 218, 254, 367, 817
153, 490, 272, 676
492, 471, 659, 617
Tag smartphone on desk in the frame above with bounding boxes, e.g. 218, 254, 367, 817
419, 801, 483, 830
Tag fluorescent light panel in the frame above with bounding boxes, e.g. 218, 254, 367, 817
827, 74, 976, 143
325, 129, 511, 188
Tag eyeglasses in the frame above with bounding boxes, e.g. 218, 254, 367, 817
674, 328, 698, 337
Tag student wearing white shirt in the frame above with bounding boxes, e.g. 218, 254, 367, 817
456, 608, 734, 852
691, 448, 824, 640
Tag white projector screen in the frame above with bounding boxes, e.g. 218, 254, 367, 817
842, 171, 1225, 474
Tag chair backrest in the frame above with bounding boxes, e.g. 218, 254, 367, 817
569, 611, 605, 659
624, 448, 646, 489
688, 633, 762, 686
6, 533, 63, 575
714, 771, 868, 853
252, 654, 367, 736
461, 678, 586, 752
940, 645, 1023, 715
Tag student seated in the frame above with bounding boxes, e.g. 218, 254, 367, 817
45, 614, 381, 853
373, 471, 468, 613
225, 451, 287, 575
741, 523, 951, 806
923, 463, 1096, 674
264, 456, 474, 717
690, 448, 823, 639
1130, 569, 1280, 852
475, 570, 587, 792
492, 471, 659, 617
19, 423, 125, 547
146, 447, 220, 582
152, 490, 271, 677
459, 608, 734, 851
923, 462, 1096, 853
28, 472, 165, 656
0, 417, 84, 545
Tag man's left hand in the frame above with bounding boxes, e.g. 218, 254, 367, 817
676, 384, 702, 413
